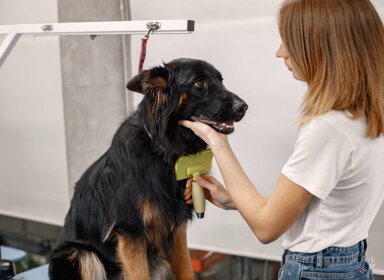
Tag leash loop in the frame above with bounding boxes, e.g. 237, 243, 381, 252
138, 22, 161, 73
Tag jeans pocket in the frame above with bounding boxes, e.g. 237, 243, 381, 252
279, 261, 302, 280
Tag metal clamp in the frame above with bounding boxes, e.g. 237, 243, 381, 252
145, 22, 161, 37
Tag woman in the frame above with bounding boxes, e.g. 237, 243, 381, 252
180, 0, 384, 279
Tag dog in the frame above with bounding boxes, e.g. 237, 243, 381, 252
49, 58, 248, 280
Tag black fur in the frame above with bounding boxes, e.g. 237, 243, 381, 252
49, 58, 247, 280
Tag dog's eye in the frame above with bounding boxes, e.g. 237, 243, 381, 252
193, 80, 205, 88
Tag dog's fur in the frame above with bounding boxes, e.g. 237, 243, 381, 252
49, 58, 247, 280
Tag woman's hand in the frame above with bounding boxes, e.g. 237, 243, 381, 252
178, 120, 229, 151
184, 175, 236, 210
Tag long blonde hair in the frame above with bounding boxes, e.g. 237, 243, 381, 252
278, 0, 384, 138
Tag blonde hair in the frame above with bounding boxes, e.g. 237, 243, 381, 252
278, 0, 384, 138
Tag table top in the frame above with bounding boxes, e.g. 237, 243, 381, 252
14, 264, 49, 280
0, 246, 26, 263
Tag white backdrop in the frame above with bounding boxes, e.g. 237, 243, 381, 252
0, 0, 69, 226
129, 0, 384, 273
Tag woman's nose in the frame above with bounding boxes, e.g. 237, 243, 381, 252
276, 42, 287, 58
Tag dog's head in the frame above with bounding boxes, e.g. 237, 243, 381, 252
127, 58, 248, 155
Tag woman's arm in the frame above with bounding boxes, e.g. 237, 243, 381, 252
180, 120, 313, 244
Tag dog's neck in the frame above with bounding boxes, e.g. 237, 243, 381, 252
137, 108, 207, 161
140, 119, 174, 160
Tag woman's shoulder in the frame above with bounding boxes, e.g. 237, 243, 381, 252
302, 110, 366, 143
302, 111, 345, 134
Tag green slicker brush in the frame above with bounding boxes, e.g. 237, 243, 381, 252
175, 149, 213, 219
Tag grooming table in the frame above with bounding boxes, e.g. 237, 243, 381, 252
0, 246, 26, 263
1, 246, 48, 279
14, 264, 49, 280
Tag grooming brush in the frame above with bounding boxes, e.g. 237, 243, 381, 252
175, 149, 213, 219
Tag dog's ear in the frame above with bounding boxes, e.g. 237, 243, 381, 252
127, 67, 169, 94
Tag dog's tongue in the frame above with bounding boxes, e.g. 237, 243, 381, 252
191, 116, 235, 134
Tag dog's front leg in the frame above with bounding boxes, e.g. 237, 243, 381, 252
168, 223, 194, 280
116, 233, 151, 280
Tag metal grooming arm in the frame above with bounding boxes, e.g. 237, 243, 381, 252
0, 19, 195, 67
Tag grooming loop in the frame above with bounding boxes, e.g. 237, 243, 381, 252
138, 22, 161, 72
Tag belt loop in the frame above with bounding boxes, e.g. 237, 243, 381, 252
281, 250, 287, 266
358, 240, 366, 262
363, 239, 367, 254
316, 251, 323, 269
359, 240, 366, 255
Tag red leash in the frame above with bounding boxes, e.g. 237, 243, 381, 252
138, 23, 160, 73
138, 35, 149, 73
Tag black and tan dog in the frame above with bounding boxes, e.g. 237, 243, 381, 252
49, 58, 248, 280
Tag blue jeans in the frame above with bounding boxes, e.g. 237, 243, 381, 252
279, 240, 374, 280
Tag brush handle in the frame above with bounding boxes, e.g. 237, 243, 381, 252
192, 180, 205, 219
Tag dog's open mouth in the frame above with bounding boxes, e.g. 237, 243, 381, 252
191, 115, 235, 134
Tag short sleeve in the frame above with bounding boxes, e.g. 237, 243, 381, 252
282, 118, 352, 200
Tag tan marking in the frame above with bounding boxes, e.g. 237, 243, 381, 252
168, 223, 194, 280
67, 249, 78, 263
143, 77, 167, 92
116, 233, 151, 280
141, 198, 157, 225
140, 198, 176, 258
155, 89, 168, 109
79, 251, 107, 280
178, 92, 188, 108
151, 77, 167, 89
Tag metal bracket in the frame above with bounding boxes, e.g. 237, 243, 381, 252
146, 22, 161, 31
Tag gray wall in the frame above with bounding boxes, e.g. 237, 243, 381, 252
58, 0, 128, 194
0, 0, 129, 223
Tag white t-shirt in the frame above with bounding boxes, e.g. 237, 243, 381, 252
281, 110, 384, 253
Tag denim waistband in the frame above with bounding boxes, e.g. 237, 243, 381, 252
282, 240, 367, 268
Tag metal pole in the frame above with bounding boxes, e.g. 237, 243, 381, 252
0, 20, 194, 68
0, 33, 21, 67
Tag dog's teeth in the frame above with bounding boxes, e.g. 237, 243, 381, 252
223, 123, 234, 128
191, 116, 235, 131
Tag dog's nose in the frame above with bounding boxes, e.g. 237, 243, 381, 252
233, 100, 248, 115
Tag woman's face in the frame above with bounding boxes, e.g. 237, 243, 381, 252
276, 42, 305, 81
